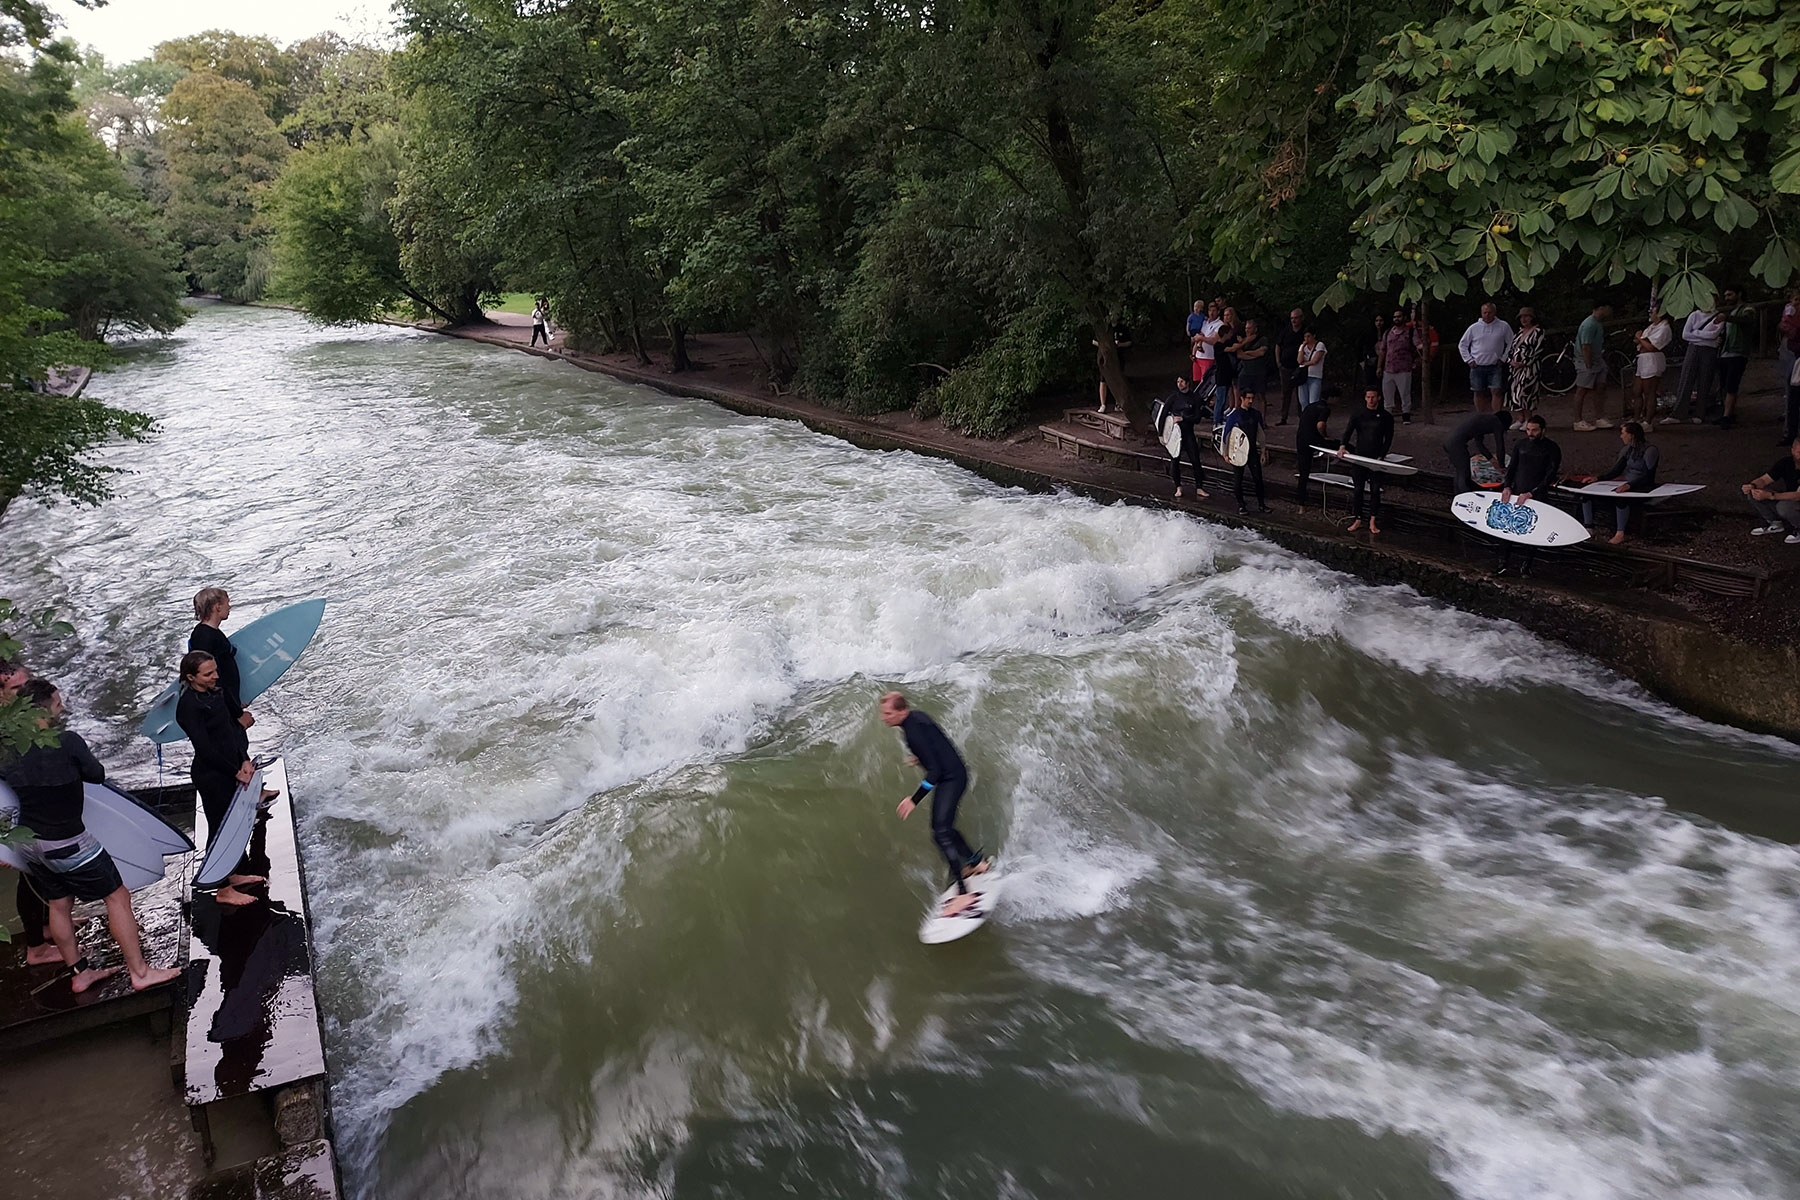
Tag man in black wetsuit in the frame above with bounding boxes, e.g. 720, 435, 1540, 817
1337, 387, 1395, 535
189, 587, 254, 731
1443, 410, 1510, 496
1496, 415, 1563, 576
176, 651, 265, 907
0, 680, 180, 993
1158, 376, 1209, 500
1294, 385, 1339, 511
879, 692, 989, 917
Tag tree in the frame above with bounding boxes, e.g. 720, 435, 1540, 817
267, 127, 463, 323
1327, 0, 1800, 314
161, 70, 289, 298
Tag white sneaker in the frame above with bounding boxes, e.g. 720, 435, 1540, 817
1752, 523, 1786, 536
1573, 421, 1596, 431
1657, 416, 1681, 425
1593, 418, 1615, 429
1509, 422, 1525, 431
1787, 533, 1800, 545
1688, 418, 1703, 424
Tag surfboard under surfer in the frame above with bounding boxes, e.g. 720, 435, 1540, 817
879, 692, 990, 917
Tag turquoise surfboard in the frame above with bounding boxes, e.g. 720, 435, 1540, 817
139, 599, 327, 744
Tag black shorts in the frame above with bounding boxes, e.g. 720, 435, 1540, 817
1716, 355, 1748, 393
27, 848, 124, 903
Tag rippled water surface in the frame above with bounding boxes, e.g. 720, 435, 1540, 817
4, 306, 1799, 1199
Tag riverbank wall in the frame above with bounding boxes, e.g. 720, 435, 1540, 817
435, 325, 1799, 743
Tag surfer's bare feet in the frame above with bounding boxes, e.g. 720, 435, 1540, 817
215, 886, 258, 907
71, 964, 121, 994
1347, 519, 1364, 533
1608, 531, 1626, 545
1195, 489, 1209, 499
130, 964, 180, 991
24, 942, 63, 966
1369, 519, 1382, 535
941, 893, 980, 917
961, 858, 992, 879
1174, 488, 1184, 498
226, 873, 266, 886
258, 789, 281, 806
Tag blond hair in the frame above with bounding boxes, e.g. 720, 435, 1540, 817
193, 587, 229, 620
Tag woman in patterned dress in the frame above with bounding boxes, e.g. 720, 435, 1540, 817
1506, 307, 1546, 429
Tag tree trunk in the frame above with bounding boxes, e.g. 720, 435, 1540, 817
1091, 318, 1142, 429
666, 321, 691, 372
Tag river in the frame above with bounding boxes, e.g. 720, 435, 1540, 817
3, 304, 1798, 1199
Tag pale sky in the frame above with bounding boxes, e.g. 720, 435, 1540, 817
48, 0, 398, 63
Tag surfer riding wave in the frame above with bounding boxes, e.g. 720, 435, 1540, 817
879, 692, 990, 917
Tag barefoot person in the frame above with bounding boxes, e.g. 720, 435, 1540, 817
1, 656, 60, 965
189, 587, 254, 730
879, 692, 989, 918
0, 680, 180, 993
1338, 387, 1395, 536
175, 651, 264, 906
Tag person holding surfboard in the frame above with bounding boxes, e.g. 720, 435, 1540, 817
1495, 415, 1564, 576
879, 692, 988, 918
1338, 388, 1395, 535
1158, 376, 1209, 500
1, 656, 61, 966
1, 681, 180, 993
189, 587, 254, 730
1580, 422, 1660, 545
176, 651, 265, 907
1293, 385, 1338, 511
1221, 391, 1270, 514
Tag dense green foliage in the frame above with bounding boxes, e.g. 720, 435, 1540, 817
1, 0, 174, 523
14, 0, 1800, 438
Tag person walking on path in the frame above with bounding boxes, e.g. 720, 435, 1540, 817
530, 298, 552, 347
1, 680, 181, 994
1742, 436, 1800, 544
1667, 302, 1724, 424
1712, 286, 1756, 430
1444, 411, 1510, 495
1458, 303, 1513, 414
1494, 415, 1563, 577
1293, 386, 1338, 511
1570, 303, 1613, 431
1632, 309, 1674, 424
1379, 308, 1420, 424
1221, 391, 1270, 514
1506, 307, 1546, 429
1338, 387, 1394, 535
879, 693, 989, 918
1582, 422, 1659, 545
1276, 309, 1307, 425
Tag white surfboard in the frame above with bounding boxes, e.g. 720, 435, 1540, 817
1213, 426, 1251, 467
0, 780, 191, 891
1158, 415, 1183, 458
194, 769, 262, 889
1317, 447, 1420, 475
919, 873, 1001, 944
1554, 482, 1705, 501
1308, 471, 1355, 488
1451, 492, 1590, 547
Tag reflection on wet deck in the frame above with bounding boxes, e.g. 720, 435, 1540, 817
184, 759, 327, 1107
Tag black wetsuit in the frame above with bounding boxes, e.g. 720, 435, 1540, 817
177, 685, 252, 878
1160, 385, 1204, 492
1294, 399, 1336, 505
1342, 405, 1395, 518
1444, 412, 1510, 495
188, 623, 243, 716
898, 709, 980, 894
3, 729, 120, 902
1222, 406, 1267, 509
1497, 434, 1563, 573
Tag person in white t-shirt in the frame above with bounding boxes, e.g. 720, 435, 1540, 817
1666, 304, 1724, 423
1631, 309, 1673, 423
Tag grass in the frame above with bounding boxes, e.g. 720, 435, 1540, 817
483, 291, 538, 315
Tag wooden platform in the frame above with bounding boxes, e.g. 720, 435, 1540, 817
1062, 406, 1135, 440
182, 758, 326, 1108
